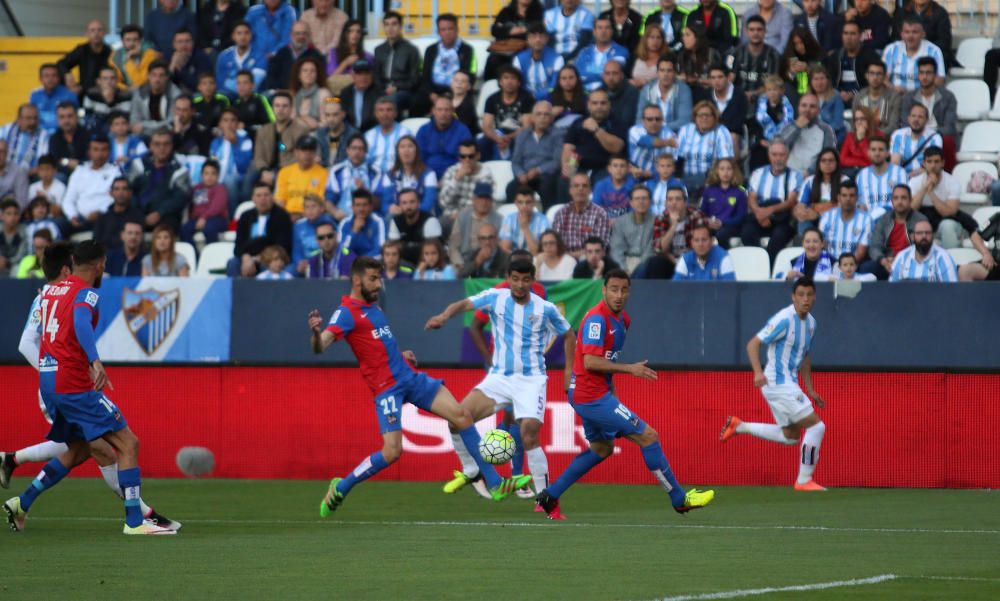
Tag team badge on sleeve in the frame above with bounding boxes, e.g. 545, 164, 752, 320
586, 321, 602, 342
84, 291, 99, 307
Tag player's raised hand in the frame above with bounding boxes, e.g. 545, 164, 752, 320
424, 314, 447, 330
629, 360, 657, 381
808, 389, 826, 409
402, 350, 418, 366
308, 309, 324, 333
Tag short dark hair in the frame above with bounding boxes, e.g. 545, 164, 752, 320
867, 60, 886, 73
458, 139, 477, 151
604, 268, 630, 285
583, 236, 605, 249
630, 184, 651, 199
802, 226, 824, 242
901, 15, 924, 30
513, 185, 534, 199
437, 13, 458, 27
0, 198, 20, 212
397, 188, 419, 202
198, 71, 216, 83
708, 63, 730, 76
57, 100, 77, 112
497, 65, 522, 82
839, 179, 858, 193
111, 175, 130, 188
508, 259, 536, 277
383, 10, 403, 24
38, 63, 59, 76
173, 27, 194, 40
923, 146, 944, 161
916, 56, 937, 71
232, 20, 250, 32
745, 14, 766, 28
837, 252, 857, 265
527, 21, 547, 35
202, 159, 220, 173
352, 189, 373, 204
272, 90, 293, 104
89, 133, 110, 146
510, 248, 533, 262
236, 69, 255, 81
841, 20, 861, 32
121, 24, 142, 37
792, 277, 816, 293
892, 183, 912, 198
108, 110, 129, 124
868, 134, 889, 149
42, 241, 74, 281
36, 154, 57, 168
72, 239, 105, 267
148, 60, 169, 75
32, 228, 53, 243
252, 180, 272, 193
689, 222, 713, 238
351, 256, 383, 278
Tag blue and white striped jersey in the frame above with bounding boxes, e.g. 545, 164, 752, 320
364, 123, 411, 175
819, 209, 873, 257
544, 6, 595, 56
326, 159, 378, 216
628, 124, 676, 174
512, 47, 565, 100
882, 40, 946, 92
889, 244, 958, 282
469, 288, 571, 377
499, 211, 550, 251
796, 174, 850, 206
756, 304, 817, 386
748, 166, 804, 206
575, 42, 629, 91
675, 123, 734, 177
889, 127, 942, 175
210, 132, 254, 181
856, 164, 909, 215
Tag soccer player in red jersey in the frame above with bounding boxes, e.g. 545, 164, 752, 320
4, 241, 175, 535
535, 269, 715, 519
309, 257, 532, 516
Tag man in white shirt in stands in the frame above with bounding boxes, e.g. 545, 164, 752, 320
906, 146, 963, 249
61, 135, 119, 233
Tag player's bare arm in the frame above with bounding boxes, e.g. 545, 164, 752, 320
747, 337, 766, 387
89, 359, 112, 392
562, 332, 576, 391
800, 354, 825, 408
308, 309, 335, 354
424, 298, 475, 330
401, 350, 418, 366
583, 355, 657, 380
468, 318, 492, 367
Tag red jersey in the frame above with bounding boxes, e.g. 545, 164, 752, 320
571, 301, 630, 404
39, 275, 100, 394
325, 295, 415, 395
472, 281, 547, 325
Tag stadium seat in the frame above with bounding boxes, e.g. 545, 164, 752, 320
196, 242, 234, 277
728, 246, 771, 281
410, 36, 437, 60
972, 206, 1000, 230
482, 160, 514, 202
989, 92, 1000, 120
476, 79, 500, 119
401, 117, 429, 134
956, 121, 1000, 163
496, 203, 518, 219
362, 39, 379, 56
545, 203, 565, 223
947, 247, 983, 265
175, 242, 197, 275
70, 231, 93, 243
950, 38, 993, 78
945, 80, 990, 121
465, 38, 491, 79
771, 246, 804, 280
233, 201, 255, 222
951, 161, 997, 207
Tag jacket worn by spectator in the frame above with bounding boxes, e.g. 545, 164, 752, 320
128, 155, 192, 226
868, 208, 928, 262
233, 93, 275, 138
171, 52, 214, 93
57, 42, 112, 92
234, 202, 293, 258
144, 4, 197, 57
792, 9, 842, 52
421, 42, 476, 96
416, 119, 473, 179
264, 46, 325, 92
635, 79, 693, 132
854, 4, 893, 52
374, 39, 421, 94
741, 2, 796, 53
683, 2, 739, 53
130, 82, 183, 137
727, 42, 781, 93
197, 0, 247, 54
899, 87, 957, 137
823, 45, 879, 93
0, 227, 27, 277
609, 210, 654, 268
511, 127, 564, 179
93, 203, 145, 249
251, 119, 312, 172
316, 122, 359, 167
460, 247, 510, 278
338, 84, 382, 132
245, 1, 298, 59
48, 127, 91, 179
852, 86, 901, 135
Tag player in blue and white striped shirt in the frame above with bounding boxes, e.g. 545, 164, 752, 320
889, 219, 958, 282
881, 17, 945, 93
544, 0, 595, 59
720, 278, 828, 492
427, 259, 575, 497
855, 135, 909, 219
818, 181, 873, 259
364, 99, 411, 175
890, 104, 942, 176
628, 105, 676, 179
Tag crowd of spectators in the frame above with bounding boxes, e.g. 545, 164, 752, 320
3, 0, 999, 284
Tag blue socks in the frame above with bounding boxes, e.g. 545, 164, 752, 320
641, 442, 686, 507
336, 451, 391, 496
458, 426, 501, 489
547, 449, 606, 499
19, 459, 69, 511
118, 467, 143, 527
498, 419, 525, 476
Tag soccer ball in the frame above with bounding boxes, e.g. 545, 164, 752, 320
479, 429, 515, 465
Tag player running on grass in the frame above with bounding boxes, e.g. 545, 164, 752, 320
4, 241, 176, 535
720, 277, 828, 491
535, 269, 715, 520
0, 242, 179, 531
309, 257, 533, 516
425, 258, 574, 502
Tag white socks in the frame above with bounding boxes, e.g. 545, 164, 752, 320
15, 441, 68, 465
797, 422, 826, 484
450, 431, 479, 477
525, 447, 549, 492
736, 422, 798, 445
99, 463, 152, 516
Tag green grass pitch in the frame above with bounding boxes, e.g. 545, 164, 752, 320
2, 479, 997, 600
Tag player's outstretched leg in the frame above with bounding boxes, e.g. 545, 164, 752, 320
497, 415, 526, 478
794, 418, 826, 492
0, 442, 69, 489
628, 427, 714, 514
89, 439, 181, 530
321, 434, 398, 518
431, 386, 531, 502
443, 389, 497, 499
721, 416, 798, 445
536, 441, 611, 520
4, 441, 89, 533
101, 428, 174, 535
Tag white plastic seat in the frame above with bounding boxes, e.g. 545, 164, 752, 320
410, 37, 437, 60
771, 246, 804, 280
496, 203, 518, 219
989, 91, 1000, 120
362, 38, 380, 56
947, 247, 983, 265
951, 161, 997, 206
476, 79, 500, 119
233, 201, 255, 222
174, 242, 197, 275
70, 231, 93, 243
973, 206, 1000, 230
195, 242, 235, 277
482, 160, 514, 202
465, 38, 491, 79
956, 121, 1000, 163
946, 80, 991, 121
729, 246, 771, 281
400, 117, 430, 134
950, 37, 993, 78
545, 203, 566, 224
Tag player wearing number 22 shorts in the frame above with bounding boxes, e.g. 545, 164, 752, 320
534, 269, 715, 520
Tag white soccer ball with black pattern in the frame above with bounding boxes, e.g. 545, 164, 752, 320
479, 429, 515, 465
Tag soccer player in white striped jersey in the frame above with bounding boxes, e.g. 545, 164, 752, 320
855, 134, 908, 219
0, 242, 179, 530
426, 259, 575, 500
720, 278, 828, 492
818, 180, 872, 260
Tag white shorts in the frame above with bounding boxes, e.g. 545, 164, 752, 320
474, 372, 548, 423
38, 390, 53, 424
761, 384, 814, 427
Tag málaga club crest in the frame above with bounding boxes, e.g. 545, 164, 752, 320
123, 288, 181, 355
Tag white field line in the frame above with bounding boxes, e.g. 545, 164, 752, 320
649, 574, 899, 601
27, 516, 1000, 535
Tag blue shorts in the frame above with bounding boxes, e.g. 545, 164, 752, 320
40, 389, 128, 443
569, 391, 647, 443
374, 372, 443, 434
